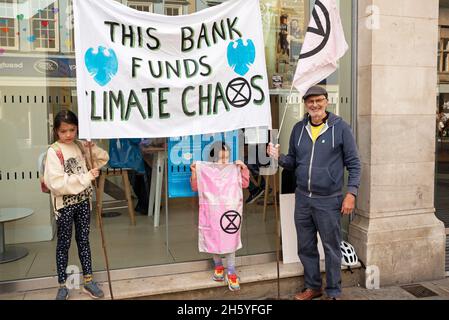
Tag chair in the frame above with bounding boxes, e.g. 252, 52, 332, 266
95, 167, 136, 226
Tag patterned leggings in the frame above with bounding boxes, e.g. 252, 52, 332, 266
56, 200, 93, 284
213, 253, 236, 273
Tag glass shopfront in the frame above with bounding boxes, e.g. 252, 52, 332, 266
435, 88, 449, 229
437, 2, 449, 231
0, 0, 355, 287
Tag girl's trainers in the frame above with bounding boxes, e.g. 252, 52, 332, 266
213, 266, 225, 282
55, 286, 69, 300
83, 281, 104, 299
226, 273, 240, 291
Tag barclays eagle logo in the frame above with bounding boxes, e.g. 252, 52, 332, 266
227, 39, 255, 76
84, 46, 118, 86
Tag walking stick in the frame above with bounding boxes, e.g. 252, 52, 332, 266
88, 143, 114, 300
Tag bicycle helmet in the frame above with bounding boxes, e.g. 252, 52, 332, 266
340, 240, 358, 266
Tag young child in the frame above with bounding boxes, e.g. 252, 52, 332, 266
43, 110, 109, 300
190, 141, 249, 291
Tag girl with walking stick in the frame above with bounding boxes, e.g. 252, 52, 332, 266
43, 110, 109, 300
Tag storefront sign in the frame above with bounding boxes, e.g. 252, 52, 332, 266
73, 0, 272, 139
0, 56, 76, 78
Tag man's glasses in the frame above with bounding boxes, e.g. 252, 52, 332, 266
305, 97, 327, 105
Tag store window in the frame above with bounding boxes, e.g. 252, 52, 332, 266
30, 0, 59, 51
0, 0, 18, 50
435, 91, 449, 227
436, 5, 449, 229
261, 0, 307, 91
0, 0, 355, 287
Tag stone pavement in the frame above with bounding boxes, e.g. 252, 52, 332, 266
335, 277, 449, 300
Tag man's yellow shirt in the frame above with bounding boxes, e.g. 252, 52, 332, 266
311, 123, 325, 143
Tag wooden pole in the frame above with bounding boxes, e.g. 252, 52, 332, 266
88, 143, 114, 300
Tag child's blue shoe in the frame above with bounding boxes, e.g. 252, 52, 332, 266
83, 281, 104, 299
55, 286, 69, 300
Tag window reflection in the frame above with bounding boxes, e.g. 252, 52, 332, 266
30, 0, 59, 51
260, 0, 307, 90
0, 0, 18, 49
128, 1, 153, 12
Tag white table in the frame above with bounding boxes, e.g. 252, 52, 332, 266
142, 146, 166, 227
0, 208, 34, 263
259, 166, 279, 221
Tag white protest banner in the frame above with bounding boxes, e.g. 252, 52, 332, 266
73, 0, 272, 139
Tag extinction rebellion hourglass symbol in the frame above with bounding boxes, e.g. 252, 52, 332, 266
299, 0, 331, 59
226, 78, 251, 108
220, 210, 242, 234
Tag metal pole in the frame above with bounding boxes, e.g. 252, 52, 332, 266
273, 172, 281, 300
269, 130, 281, 300
276, 84, 296, 141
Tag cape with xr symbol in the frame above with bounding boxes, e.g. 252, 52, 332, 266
195, 162, 243, 254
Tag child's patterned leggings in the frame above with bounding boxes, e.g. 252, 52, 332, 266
56, 200, 93, 284
213, 253, 236, 274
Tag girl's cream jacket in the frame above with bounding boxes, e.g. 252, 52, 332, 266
43, 141, 109, 217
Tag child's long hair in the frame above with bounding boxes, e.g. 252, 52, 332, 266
208, 141, 230, 162
53, 109, 78, 142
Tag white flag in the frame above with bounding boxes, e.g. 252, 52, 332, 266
293, 0, 348, 95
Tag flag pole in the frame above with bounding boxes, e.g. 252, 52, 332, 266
269, 129, 281, 300
276, 83, 297, 141
273, 85, 296, 299
271, 56, 305, 299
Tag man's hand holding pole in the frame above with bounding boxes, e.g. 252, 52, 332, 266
267, 142, 280, 161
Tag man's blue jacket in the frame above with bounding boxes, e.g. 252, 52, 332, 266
279, 112, 361, 198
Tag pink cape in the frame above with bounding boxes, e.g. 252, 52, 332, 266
196, 162, 243, 254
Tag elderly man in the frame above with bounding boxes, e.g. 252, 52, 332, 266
268, 85, 361, 300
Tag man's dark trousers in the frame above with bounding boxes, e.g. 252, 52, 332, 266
294, 192, 343, 297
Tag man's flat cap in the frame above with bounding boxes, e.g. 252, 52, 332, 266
303, 86, 328, 100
